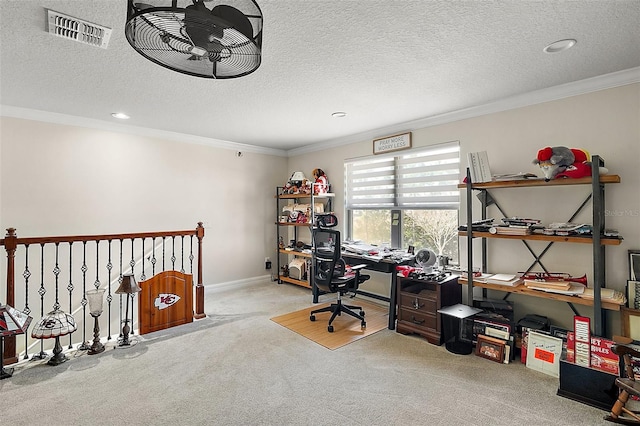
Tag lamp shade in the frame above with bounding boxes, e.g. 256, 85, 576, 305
86, 289, 106, 315
31, 310, 77, 339
0, 304, 32, 337
115, 274, 141, 294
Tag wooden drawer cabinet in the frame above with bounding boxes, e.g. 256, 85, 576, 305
396, 275, 461, 345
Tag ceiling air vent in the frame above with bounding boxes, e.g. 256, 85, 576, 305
46, 9, 112, 49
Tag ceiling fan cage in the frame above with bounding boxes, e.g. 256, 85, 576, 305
125, 0, 263, 79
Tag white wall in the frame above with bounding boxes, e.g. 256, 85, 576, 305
0, 117, 287, 290
1, 83, 638, 336
287, 83, 640, 334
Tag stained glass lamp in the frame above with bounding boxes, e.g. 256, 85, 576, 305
31, 309, 77, 366
1, 304, 33, 379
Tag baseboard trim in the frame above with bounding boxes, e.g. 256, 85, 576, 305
203, 275, 271, 293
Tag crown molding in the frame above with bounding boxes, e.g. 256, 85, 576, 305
287, 66, 640, 157
0, 106, 288, 157
2, 67, 638, 159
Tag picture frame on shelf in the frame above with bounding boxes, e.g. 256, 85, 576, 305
629, 250, 640, 281
626, 280, 640, 309
475, 334, 505, 363
621, 307, 640, 341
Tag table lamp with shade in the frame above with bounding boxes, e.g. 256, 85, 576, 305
85, 288, 106, 355
115, 273, 141, 346
1, 304, 33, 379
31, 309, 77, 365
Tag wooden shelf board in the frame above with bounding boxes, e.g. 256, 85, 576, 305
279, 275, 311, 288
276, 193, 335, 199
458, 278, 621, 311
276, 222, 312, 227
457, 175, 620, 189
279, 249, 312, 258
458, 231, 622, 246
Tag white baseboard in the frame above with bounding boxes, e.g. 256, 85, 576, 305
203, 275, 272, 293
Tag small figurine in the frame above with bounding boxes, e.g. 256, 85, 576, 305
312, 168, 329, 194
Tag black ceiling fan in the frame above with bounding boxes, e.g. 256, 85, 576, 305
125, 0, 263, 79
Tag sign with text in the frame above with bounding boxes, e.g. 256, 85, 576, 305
373, 132, 412, 155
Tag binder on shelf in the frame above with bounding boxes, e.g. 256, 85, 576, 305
467, 151, 492, 183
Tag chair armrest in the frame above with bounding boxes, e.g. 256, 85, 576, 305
350, 264, 367, 271
613, 344, 640, 358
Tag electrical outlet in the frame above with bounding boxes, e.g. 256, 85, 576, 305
265, 257, 272, 270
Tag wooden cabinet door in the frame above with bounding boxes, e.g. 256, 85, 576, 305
138, 270, 193, 335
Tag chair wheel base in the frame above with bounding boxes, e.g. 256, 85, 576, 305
361, 321, 366, 328
310, 315, 316, 321
328, 325, 334, 332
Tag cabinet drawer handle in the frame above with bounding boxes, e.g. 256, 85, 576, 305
412, 299, 424, 309
411, 316, 425, 325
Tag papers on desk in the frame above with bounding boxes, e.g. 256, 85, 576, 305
342, 242, 380, 256
342, 241, 415, 263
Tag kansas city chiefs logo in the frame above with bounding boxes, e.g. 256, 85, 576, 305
154, 293, 181, 310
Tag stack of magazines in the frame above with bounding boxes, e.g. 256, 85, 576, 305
523, 279, 585, 295
489, 217, 542, 236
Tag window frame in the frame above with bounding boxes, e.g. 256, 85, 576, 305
345, 141, 460, 250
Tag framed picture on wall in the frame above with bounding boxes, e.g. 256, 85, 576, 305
627, 280, 640, 309
622, 307, 640, 341
630, 250, 640, 281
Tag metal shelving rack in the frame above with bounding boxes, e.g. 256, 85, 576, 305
275, 187, 333, 290
459, 155, 621, 336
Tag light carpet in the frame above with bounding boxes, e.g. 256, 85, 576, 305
270, 298, 388, 349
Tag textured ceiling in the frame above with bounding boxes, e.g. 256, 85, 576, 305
1, 1, 639, 153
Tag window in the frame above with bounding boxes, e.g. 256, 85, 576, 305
345, 141, 460, 261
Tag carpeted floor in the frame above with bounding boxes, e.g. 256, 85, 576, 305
0, 278, 614, 425
270, 299, 388, 349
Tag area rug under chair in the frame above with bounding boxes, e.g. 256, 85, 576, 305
270, 299, 388, 350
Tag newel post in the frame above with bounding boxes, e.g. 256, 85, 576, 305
194, 222, 206, 319
3, 228, 18, 365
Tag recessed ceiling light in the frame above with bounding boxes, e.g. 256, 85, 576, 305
543, 39, 577, 54
111, 112, 130, 119
331, 112, 346, 118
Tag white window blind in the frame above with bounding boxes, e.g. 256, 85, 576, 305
345, 141, 460, 210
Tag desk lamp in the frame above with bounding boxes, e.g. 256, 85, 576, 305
86, 289, 106, 355
115, 274, 141, 346
31, 309, 77, 365
1, 304, 33, 379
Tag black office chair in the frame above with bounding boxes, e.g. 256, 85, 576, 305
309, 217, 369, 332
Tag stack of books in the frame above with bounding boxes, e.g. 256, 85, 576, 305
490, 217, 542, 236
491, 226, 532, 236
523, 279, 585, 295
485, 274, 523, 287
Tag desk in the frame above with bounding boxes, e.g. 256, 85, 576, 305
320, 252, 412, 330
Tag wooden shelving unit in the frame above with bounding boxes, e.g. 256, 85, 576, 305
459, 155, 621, 336
457, 278, 622, 312
275, 187, 333, 290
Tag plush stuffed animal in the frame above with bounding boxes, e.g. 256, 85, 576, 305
533, 146, 592, 181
